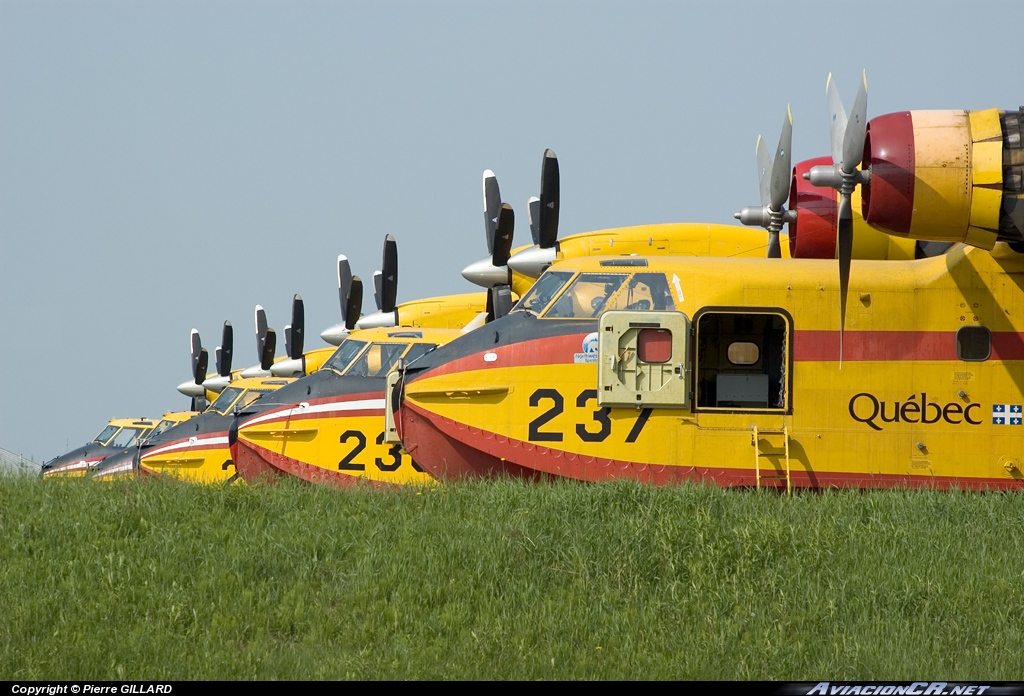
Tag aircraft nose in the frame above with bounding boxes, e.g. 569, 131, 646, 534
507, 246, 556, 278
461, 255, 512, 288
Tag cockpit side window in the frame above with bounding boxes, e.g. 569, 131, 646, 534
544, 273, 628, 319
237, 389, 272, 410
324, 339, 368, 375
344, 343, 411, 378
146, 420, 177, 441
513, 271, 574, 315
402, 343, 438, 366
92, 425, 120, 445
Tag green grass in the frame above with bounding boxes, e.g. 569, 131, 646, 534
1, 474, 1023, 679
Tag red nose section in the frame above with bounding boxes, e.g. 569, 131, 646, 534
788, 156, 838, 259
400, 401, 545, 481
861, 111, 915, 234
232, 439, 287, 484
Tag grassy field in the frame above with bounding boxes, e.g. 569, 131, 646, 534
1, 474, 1022, 680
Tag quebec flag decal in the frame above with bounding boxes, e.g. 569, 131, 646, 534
992, 404, 1023, 425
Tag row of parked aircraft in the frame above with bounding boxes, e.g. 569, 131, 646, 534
42, 72, 1024, 491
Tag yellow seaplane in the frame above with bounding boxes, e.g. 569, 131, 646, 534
231, 234, 487, 487
391, 73, 1024, 491
40, 417, 162, 478
89, 410, 197, 481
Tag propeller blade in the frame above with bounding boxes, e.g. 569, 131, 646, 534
492, 203, 515, 268
842, 71, 868, 173
767, 231, 781, 259
290, 294, 304, 359
487, 285, 513, 322
190, 329, 202, 381
770, 105, 793, 210
345, 277, 364, 331
218, 321, 233, 377
528, 196, 541, 246
372, 271, 383, 311
381, 234, 398, 313
260, 328, 277, 371
337, 255, 352, 325
837, 194, 854, 365
538, 149, 559, 249
826, 73, 848, 167
254, 305, 268, 362
195, 348, 209, 386
756, 135, 772, 208
284, 325, 292, 360
483, 169, 501, 255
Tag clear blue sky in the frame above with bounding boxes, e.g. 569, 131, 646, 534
0, 0, 1015, 461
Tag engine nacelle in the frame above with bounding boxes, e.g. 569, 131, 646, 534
861, 108, 1024, 250
787, 157, 913, 260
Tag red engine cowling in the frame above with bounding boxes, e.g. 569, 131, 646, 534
788, 156, 837, 259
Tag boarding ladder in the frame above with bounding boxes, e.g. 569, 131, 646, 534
751, 425, 791, 494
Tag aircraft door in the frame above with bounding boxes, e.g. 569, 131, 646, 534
597, 310, 690, 409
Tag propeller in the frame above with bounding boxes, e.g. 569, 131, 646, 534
285, 295, 304, 360
176, 329, 209, 408
462, 169, 516, 288
274, 294, 307, 377
507, 149, 561, 277
260, 328, 277, 371
345, 277, 363, 331
372, 270, 383, 311
483, 169, 501, 255
190, 329, 205, 384
321, 255, 364, 345
240, 305, 276, 377
216, 321, 233, 377
203, 320, 236, 392
356, 236, 400, 329
487, 203, 515, 320
528, 196, 541, 246
734, 106, 796, 258
803, 71, 870, 364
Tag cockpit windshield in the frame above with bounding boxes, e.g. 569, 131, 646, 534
324, 339, 368, 375
110, 427, 146, 448
512, 271, 574, 315
344, 343, 410, 378
208, 387, 244, 415
92, 425, 120, 445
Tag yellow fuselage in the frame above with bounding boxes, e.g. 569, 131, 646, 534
398, 245, 1024, 489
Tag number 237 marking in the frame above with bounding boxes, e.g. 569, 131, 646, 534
528, 388, 651, 444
